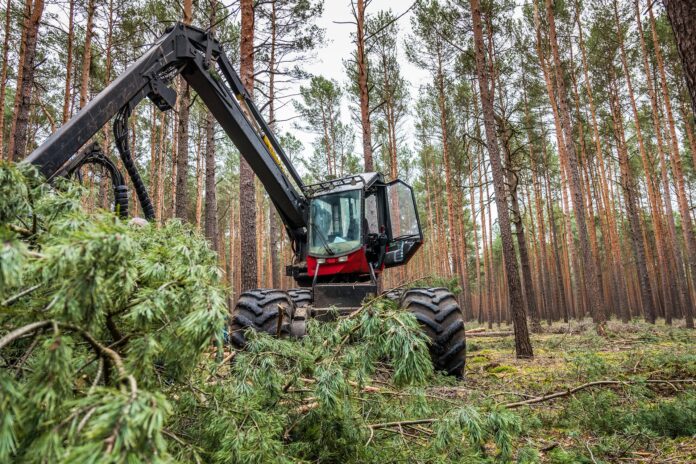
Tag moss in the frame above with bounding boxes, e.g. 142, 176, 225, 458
486, 364, 516, 374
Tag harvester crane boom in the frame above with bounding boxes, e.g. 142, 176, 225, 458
21, 21, 468, 378
24, 23, 307, 235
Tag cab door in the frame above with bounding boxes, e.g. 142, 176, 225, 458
384, 179, 423, 267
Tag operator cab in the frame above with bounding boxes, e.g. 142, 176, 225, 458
305, 173, 423, 283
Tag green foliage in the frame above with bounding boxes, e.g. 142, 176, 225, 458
4, 163, 693, 463
0, 163, 226, 462
2, 163, 534, 463
632, 392, 696, 438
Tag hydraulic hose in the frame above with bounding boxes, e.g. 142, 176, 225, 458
67, 144, 129, 219
114, 106, 155, 221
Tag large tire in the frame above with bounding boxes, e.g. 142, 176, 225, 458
230, 289, 295, 349
400, 287, 466, 377
287, 288, 312, 308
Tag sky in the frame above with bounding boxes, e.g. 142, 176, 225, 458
274, 0, 431, 165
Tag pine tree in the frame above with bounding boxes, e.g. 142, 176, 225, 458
239, 0, 258, 292
470, 0, 532, 358
6, 0, 44, 162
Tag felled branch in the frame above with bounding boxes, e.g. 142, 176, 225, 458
503, 379, 695, 409
466, 331, 514, 338
0, 320, 137, 397
365, 378, 696, 434
0, 320, 54, 350
2, 283, 42, 306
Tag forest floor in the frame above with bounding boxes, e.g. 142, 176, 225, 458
451, 320, 695, 463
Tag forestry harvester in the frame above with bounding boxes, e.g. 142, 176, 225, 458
23, 23, 467, 376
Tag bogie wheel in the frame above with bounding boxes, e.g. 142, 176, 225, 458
286, 288, 311, 338
287, 288, 312, 308
383, 288, 403, 302
400, 287, 466, 377
230, 289, 295, 349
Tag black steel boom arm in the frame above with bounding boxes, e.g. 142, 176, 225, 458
24, 23, 307, 233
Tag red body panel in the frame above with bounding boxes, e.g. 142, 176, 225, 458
307, 247, 384, 277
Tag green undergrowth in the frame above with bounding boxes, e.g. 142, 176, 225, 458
1, 162, 695, 463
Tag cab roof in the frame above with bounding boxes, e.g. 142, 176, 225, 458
305, 172, 382, 197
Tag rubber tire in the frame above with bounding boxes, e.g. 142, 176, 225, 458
230, 289, 295, 349
400, 287, 466, 377
287, 288, 312, 308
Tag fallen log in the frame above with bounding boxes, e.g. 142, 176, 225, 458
465, 331, 514, 338
464, 327, 487, 334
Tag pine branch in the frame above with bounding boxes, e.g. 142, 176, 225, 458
1, 284, 42, 307
503, 379, 695, 409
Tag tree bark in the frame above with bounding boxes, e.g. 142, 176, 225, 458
613, 0, 656, 323
608, 72, 655, 324
354, 0, 373, 171
195, 127, 204, 230
435, 48, 465, 304
204, 111, 218, 252
204, 0, 219, 253
239, 0, 258, 291
268, 0, 280, 288
470, 0, 532, 358
61, 0, 74, 123
663, 0, 696, 116
174, 0, 193, 221
6, 0, 43, 162
175, 82, 190, 220
542, 0, 605, 332
0, 0, 12, 159
500, 113, 541, 333
78, 0, 95, 108
649, 2, 695, 328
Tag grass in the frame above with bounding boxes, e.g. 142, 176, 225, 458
446, 319, 696, 463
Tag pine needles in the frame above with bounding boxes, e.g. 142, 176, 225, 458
0, 162, 528, 463
3, 162, 692, 463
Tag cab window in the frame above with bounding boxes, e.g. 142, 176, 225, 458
309, 189, 362, 256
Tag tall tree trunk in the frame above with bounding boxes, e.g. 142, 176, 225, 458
663, 0, 696, 116
634, 0, 691, 324
533, 10, 581, 319
239, 0, 258, 291
543, 140, 569, 323
542, 0, 605, 332
574, 0, 624, 320
500, 113, 541, 333
633, 0, 678, 323
650, 2, 695, 328
62, 0, 74, 123
354, 0, 373, 170
0, 0, 12, 159
195, 128, 204, 230
174, 0, 193, 221
6, 0, 43, 162
609, 72, 655, 324
102, 0, 115, 160
435, 48, 466, 304
205, 112, 218, 251
469, 149, 482, 322
268, 0, 280, 288
613, 0, 656, 323
78, 0, 95, 108
470, 0, 532, 358
156, 113, 167, 224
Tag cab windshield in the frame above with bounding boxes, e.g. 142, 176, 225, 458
309, 189, 362, 257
